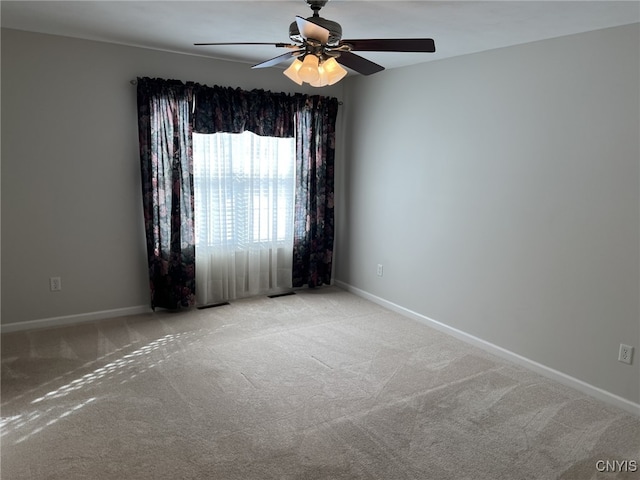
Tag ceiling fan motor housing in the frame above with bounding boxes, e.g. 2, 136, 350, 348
289, 17, 342, 46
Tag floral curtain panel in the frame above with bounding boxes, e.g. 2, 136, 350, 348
136, 78, 196, 310
136, 77, 339, 309
293, 96, 339, 288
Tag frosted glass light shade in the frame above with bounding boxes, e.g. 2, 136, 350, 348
310, 63, 330, 87
298, 55, 320, 83
283, 59, 303, 85
322, 57, 348, 85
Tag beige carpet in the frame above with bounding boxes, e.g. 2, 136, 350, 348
1, 286, 639, 479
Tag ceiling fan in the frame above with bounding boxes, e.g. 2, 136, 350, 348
195, 0, 436, 87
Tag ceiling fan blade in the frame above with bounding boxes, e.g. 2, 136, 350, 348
194, 42, 297, 47
252, 50, 305, 69
295, 15, 330, 44
336, 51, 384, 76
341, 38, 436, 52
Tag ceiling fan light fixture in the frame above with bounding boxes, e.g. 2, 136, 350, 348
297, 54, 321, 83
283, 55, 347, 87
283, 58, 304, 85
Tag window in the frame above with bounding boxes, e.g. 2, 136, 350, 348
193, 131, 296, 249
193, 131, 296, 304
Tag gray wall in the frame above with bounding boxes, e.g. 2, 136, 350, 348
1, 28, 343, 325
335, 24, 640, 403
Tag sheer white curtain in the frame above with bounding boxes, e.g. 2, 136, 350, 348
193, 131, 296, 305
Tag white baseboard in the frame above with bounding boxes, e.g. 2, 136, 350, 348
333, 280, 640, 418
1, 305, 152, 333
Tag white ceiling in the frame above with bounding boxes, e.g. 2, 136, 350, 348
2, 1, 639, 73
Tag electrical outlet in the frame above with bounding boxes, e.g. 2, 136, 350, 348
50, 276, 62, 292
376, 264, 383, 277
618, 344, 633, 365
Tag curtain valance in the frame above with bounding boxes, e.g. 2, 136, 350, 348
138, 77, 332, 137
193, 84, 297, 137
